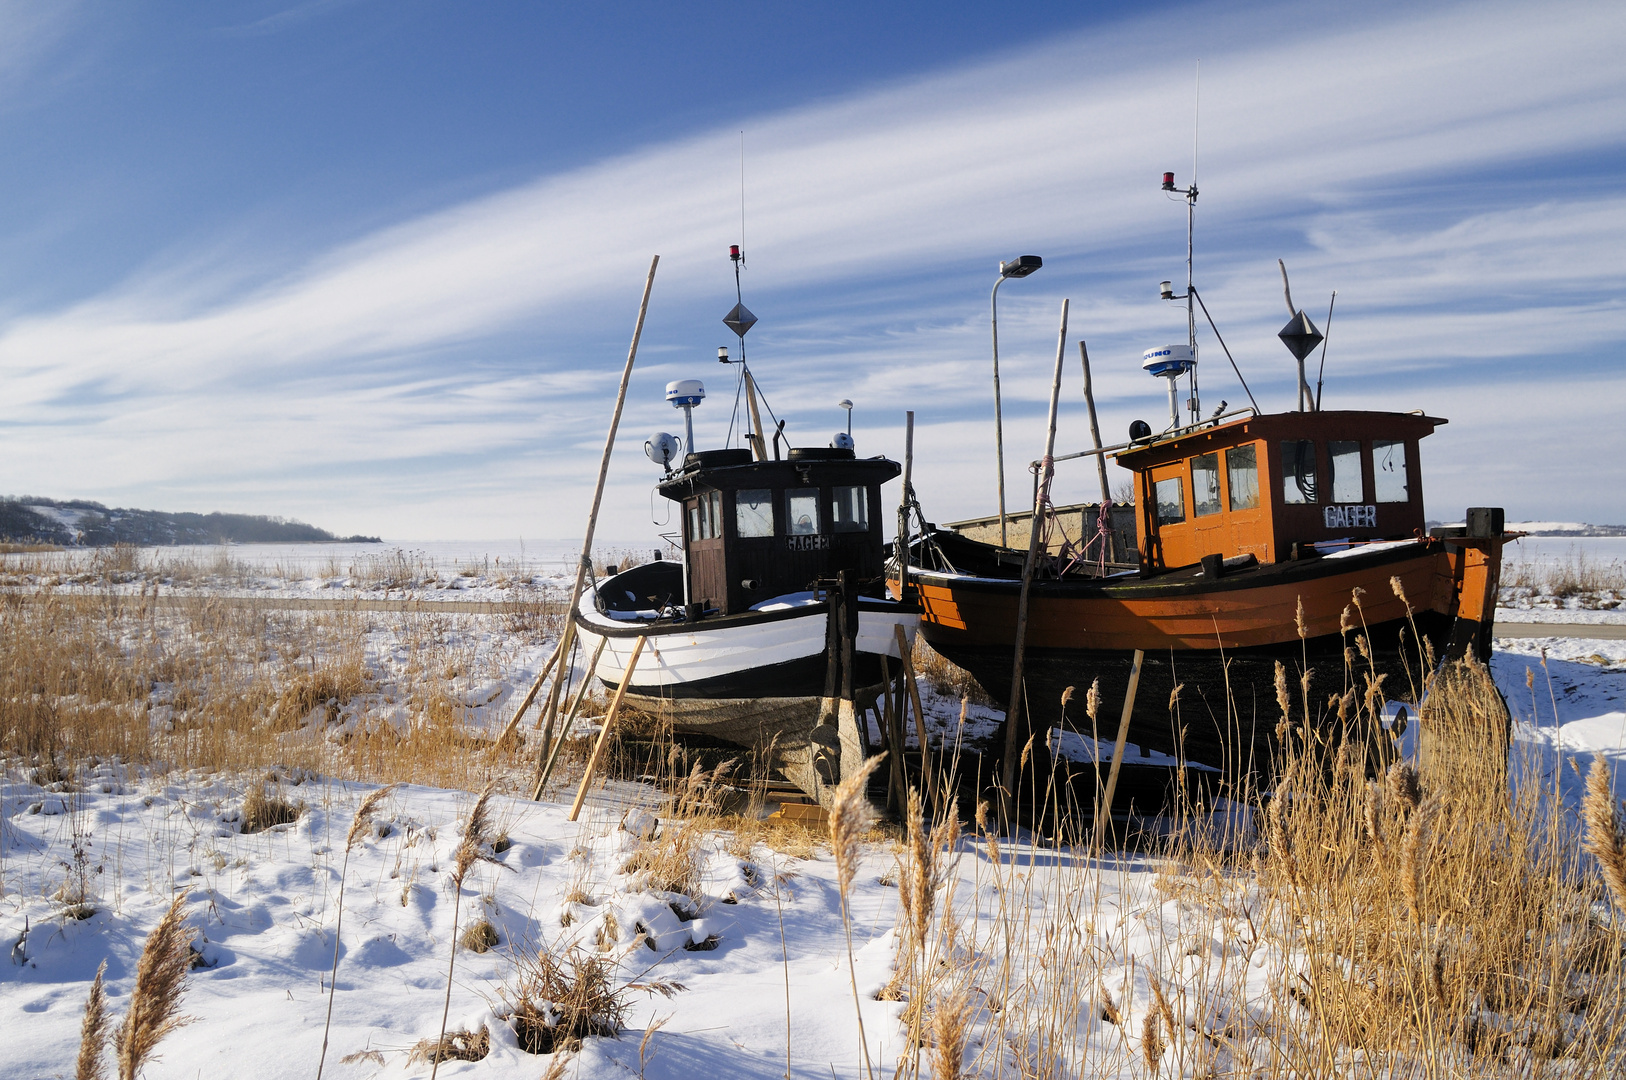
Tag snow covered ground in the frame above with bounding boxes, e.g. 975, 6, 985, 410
4, 538, 1626, 1078
5, 621, 1625, 1078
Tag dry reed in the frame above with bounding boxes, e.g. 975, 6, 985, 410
113, 893, 194, 1080
75, 960, 108, 1080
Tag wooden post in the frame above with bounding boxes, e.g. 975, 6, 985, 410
568, 634, 647, 821
1096, 648, 1145, 849
745, 368, 769, 461
999, 299, 1069, 826
534, 254, 658, 795
491, 635, 568, 750
896, 411, 914, 594
879, 653, 908, 814
1080, 340, 1115, 565
894, 623, 934, 811
531, 634, 608, 800
535, 618, 578, 742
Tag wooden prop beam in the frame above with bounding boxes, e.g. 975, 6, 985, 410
531, 634, 608, 800
1096, 648, 1145, 849
568, 634, 647, 822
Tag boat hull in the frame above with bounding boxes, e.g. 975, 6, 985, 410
574, 587, 918, 750
904, 535, 1500, 777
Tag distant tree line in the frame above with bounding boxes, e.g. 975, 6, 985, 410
0, 496, 381, 546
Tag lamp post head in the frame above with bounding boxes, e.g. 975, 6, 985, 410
998, 254, 1042, 279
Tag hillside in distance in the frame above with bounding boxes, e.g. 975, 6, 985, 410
0, 497, 381, 547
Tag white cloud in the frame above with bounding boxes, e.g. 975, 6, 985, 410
1, 0, 1624, 535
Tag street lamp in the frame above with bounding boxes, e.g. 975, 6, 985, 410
991, 254, 1042, 547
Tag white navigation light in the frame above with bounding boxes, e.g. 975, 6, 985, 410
1142, 344, 1195, 377
666, 379, 705, 407
645, 431, 680, 472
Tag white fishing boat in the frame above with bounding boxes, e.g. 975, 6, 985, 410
574, 247, 918, 806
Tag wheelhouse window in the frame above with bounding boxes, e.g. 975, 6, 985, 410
1155, 476, 1186, 525
1330, 441, 1363, 503
1227, 444, 1259, 510
832, 485, 869, 532
787, 491, 821, 535
1281, 440, 1318, 505
735, 489, 774, 537
1192, 453, 1221, 517
1374, 439, 1409, 503
689, 491, 723, 540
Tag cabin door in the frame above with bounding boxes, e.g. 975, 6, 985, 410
685, 492, 727, 611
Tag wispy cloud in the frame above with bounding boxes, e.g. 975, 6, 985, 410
1, 0, 1623, 534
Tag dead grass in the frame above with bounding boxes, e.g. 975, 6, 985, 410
0, 586, 537, 789
460, 918, 499, 953
911, 636, 992, 706
504, 943, 681, 1055
239, 783, 303, 833
1502, 548, 1626, 604
409, 1028, 489, 1065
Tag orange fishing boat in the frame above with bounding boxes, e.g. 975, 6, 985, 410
893, 171, 1509, 779
899, 411, 1505, 774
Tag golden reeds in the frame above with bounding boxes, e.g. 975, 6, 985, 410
114, 894, 194, 1080
430, 782, 500, 1080
317, 784, 397, 1080
829, 755, 883, 1080
75, 960, 108, 1080
1583, 758, 1626, 910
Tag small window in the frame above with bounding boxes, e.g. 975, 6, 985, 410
688, 503, 701, 542
1155, 476, 1185, 525
832, 485, 869, 532
1192, 454, 1221, 517
736, 489, 774, 537
709, 491, 722, 538
1330, 441, 1363, 503
1281, 440, 1318, 504
787, 491, 821, 535
1227, 444, 1259, 511
1374, 440, 1408, 503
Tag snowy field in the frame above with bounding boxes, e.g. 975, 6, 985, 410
3, 541, 1626, 1078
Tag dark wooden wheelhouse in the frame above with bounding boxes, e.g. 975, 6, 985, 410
659, 446, 900, 613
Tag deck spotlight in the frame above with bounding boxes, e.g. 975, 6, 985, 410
999, 254, 1042, 279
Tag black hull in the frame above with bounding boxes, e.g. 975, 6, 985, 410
934, 610, 1451, 780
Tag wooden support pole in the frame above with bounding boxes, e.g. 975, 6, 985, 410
1096, 648, 1145, 849
879, 653, 908, 815
894, 623, 934, 812
568, 635, 647, 822
1079, 340, 1111, 507
491, 635, 568, 751
535, 617, 579, 744
532, 634, 608, 800
533, 254, 657, 796
745, 368, 769, 461
896, 411, 914, 595
999, 298, 1069, 827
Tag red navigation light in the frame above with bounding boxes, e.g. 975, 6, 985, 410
1161, 172, 1176, 191
729, 244, 741, 260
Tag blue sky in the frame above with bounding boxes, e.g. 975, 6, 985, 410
0, 0, 1622, 541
